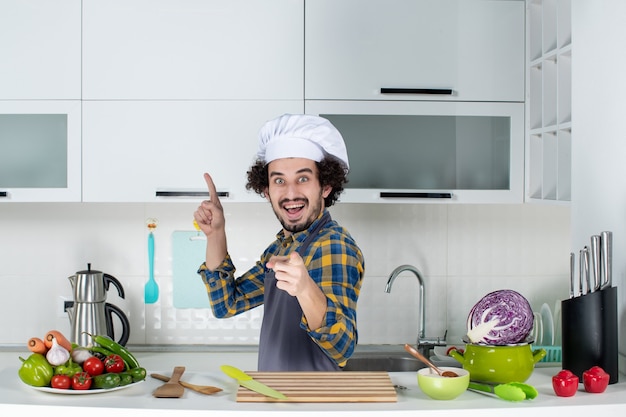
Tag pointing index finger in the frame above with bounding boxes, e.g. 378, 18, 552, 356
203, 173, 220, 204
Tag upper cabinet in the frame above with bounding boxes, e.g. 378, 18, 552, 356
82, 100, 302, 203
526, 0, 572, 203
82, 0, 303, 100
0, 0, 81, 99
305, 0, 525, 102
0, 101, 82, 202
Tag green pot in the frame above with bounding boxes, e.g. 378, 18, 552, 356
449, 344, 546, 383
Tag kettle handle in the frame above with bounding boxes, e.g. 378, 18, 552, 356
531, 348, 547, 364
105, 303, 130, 347
104, 274, 126, 299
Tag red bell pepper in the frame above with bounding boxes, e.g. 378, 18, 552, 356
552, 369, 579, 397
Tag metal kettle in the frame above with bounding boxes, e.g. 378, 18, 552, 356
66, 263, 130, 347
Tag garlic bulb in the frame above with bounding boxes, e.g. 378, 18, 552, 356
46, 337, 70, 366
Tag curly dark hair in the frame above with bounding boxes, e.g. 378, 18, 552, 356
245, 157, 348, 207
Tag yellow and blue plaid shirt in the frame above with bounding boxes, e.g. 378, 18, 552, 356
198, 210, 365, 367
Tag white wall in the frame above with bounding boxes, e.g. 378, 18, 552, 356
572, 1, 626, 368
0, 202, 569, 348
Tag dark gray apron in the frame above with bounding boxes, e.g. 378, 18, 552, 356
257, 211, 340, 371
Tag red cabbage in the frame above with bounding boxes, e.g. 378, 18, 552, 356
466, 289, 534, 345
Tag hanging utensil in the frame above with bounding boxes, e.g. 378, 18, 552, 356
144, 218, 159, 304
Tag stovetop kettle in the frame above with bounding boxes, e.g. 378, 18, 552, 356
66, 263, 130, 347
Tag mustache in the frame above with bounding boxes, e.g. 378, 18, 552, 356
279, 197, 308, 206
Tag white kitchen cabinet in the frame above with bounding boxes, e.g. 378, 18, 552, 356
305, 0, 525, 102
526, 0, 572, 202
82, 101, 303, 202
306, 100, 524, 204
0, 0, 81, 99
82, 0, 303, 100
0, 100, 82, 202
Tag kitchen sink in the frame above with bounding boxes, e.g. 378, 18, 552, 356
342, 352, 425, 372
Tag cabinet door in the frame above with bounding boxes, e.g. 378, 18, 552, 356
305, 0, 524, 102
82, 0, 303, 100
82, 101, 303, 202
305, 100, 524, 204
0, 101, 81, 202
0, 0, 81, 99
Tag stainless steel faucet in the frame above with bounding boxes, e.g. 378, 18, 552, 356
385, 264, 446, 355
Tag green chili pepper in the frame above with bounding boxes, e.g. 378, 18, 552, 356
18, 353, 54, 387
127, 367, 147, 382
93, 373, 121, 389
118, 372, 133, 386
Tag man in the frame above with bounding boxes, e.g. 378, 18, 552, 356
194, 114, 365, 371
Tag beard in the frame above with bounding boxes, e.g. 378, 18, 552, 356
270, 194, 324, 234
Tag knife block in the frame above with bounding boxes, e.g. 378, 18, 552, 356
561, 286, 618, 384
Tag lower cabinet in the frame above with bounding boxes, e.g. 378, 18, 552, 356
82, 101, 303, 202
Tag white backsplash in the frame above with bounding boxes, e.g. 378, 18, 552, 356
0, 202, 570, 347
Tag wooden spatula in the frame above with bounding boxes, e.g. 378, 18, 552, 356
153, 366, 186, 398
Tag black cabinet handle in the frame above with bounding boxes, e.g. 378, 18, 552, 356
155, 191, 229, 198
380, 88, 453, 95
0, 191, 7, 198
380, 192, 452, 199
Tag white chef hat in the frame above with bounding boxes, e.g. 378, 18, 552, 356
257, 114, 349, 171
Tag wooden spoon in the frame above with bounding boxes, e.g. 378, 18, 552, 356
151, 373, 222, 395
153, 366, 186, 397
404, 343, 459, 377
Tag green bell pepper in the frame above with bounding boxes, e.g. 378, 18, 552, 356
18, 353, 54, 387
93, 373, 121, 389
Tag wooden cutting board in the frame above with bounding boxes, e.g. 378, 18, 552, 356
235, 371, 398, 403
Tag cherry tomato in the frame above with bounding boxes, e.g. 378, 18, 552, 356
583, 366, 610, 393
83, 356, 104, 376
71, 371, 93, 390
50, 374, 71, 390
552, 369, 579, 397
104, 354, 125, 373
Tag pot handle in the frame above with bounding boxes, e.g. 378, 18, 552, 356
448, 348, 465, 364
105, 303, 130, 346
531, 348, 547, 364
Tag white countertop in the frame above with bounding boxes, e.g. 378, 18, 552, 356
2, 348, 626, 417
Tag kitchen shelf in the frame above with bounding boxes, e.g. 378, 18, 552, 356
525, 0, 572, 203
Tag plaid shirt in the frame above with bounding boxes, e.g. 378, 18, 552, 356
198, 210, 365, 367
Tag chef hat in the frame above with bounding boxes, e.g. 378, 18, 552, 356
257, 114, 349, 171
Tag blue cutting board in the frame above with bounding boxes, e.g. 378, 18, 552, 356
171, 231, 210, 308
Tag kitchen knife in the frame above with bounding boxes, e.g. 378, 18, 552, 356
590, 235, 601, 291
578, 249, 584, 296
600, 231, 613, 289
220, 365, 288, 400
569, 252, 575, 298
583, 247, 591, 294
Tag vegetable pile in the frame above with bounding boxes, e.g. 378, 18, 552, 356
466, 289, 534, 345
18, 330, 146, 391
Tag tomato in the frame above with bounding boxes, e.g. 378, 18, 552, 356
83, 356, 104, 376
71, 371, 92, 390
552, 369, 579, 397
104, 354, 125, 373
445, 346, 464, 356
583, 366, 610, 393
50, 374, 71, 389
